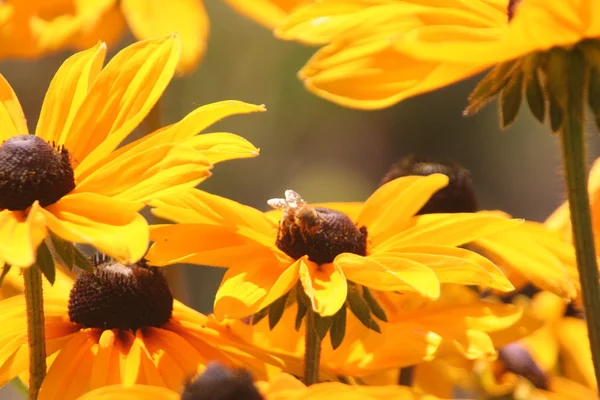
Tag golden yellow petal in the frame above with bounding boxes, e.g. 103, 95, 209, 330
299, 258, 347, 316
182, 132, 260, 164
43, 193, 148, 263
556, 317, 597, 389
76, 385, 179, 400
121, 0, 209, 74
0, 73, 27, 139
0, 203, 47, 268
36, 42, 106, 145
72, 4, 127, 50
223, 0, 308, 29
67, 35, 180, 174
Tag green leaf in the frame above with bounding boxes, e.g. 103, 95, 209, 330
589, 66, 600, 132
268, 291, 289, 330
36, 242, 56, 285
464, 59, 520, 117
50, 233, 93, 272
525, 68, 546, 123
330, 306, 347, 350
0, 263, 11, 288
362, 287, 388, 322
500, 71, 524, 129
250, 307, 268, 325
347, 285, 381, 333
295, 300, 308, 331
314, 314, 334, 340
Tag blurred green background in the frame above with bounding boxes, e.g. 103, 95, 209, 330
0, 2, 597, 319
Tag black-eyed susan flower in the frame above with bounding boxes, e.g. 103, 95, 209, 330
380, 157, 580, 300
0, 1, 210, 73
76, 366, 440, 400
148, 175, 518, 331
0, 256, 283, 400
227, 284, 532, 377
0, 35, 262, 269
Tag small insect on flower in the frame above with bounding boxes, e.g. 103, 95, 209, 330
268, 190, 325, 243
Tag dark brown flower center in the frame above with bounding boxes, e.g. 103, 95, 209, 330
0, 134, 75, 210
272, 194, 368, 265
507, 0, 521, 21
380, 156, 478, 214
68, 256, 173, 331
181, 363, 264, 400
498, 343, 548, 389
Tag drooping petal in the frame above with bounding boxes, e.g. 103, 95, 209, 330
356, 174, 449, 245
42, 193, 148, 263
75, 144, 212, 205
67, 35, 180, 173
298, 258, 347, 316
0, 203, 47, 267
35, 42, 106, 144
0, 74, 28, 139
382, 244, 514, 292
121, 0, 209, 73
336, 252, 440, 298
214, 260, 300, 320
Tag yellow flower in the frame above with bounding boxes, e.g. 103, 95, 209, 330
148, 175, 518, 321
0, 35, 262, 268
76, 372, 440, 400
222, 0, 309, 29
227, 284, 530, 377
0, 258, 281, 400
0, 0, 209, 73
266, 0, 600, 109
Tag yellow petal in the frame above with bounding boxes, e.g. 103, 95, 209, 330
183, 132, 260, 164
214, 260, 300, 320
35, 42, 107, 145
378, 212, 522, 249
121, 0, 208, 74
222, 0, 307, 29
67, 35, 180, 174
77, 385, 179, 400
356, 174, 449, 245
42, 193, 148, 263
385, 244, 514, 292
76, 143, 213, 205
336, 252, 440, 298
0, 74, 27, 139
73, 4, 128, 50
298, 258, 347, 316
556, 318, 597, 389
0, 203, 47, 267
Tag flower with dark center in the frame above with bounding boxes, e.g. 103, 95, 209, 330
0, 35, 261, 268
0, 135, 75, 210
379, 156, 477, 214
148, 179, 517, 320
0, 256, 285, 400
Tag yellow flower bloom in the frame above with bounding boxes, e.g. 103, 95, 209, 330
148, 174, 518, 321
0, 35, 262, 268
0, 258, 281, 400
228, 284, 529, 377
76, 372, 440, 400
268, 0, 600, 109
0, 0, 209, 73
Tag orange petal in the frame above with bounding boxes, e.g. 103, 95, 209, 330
336, 252, 440, 298
0, 203, 47, 267
121, 0, 209, 74
298, 258, 347, 316
68, 35, 180, 174
0, 74, 27, 139
214, 261, 300, 320
222, 0, 304, 29
42, 193, 148, 263
35, 42, 107, 145
77, 385, 179, 400
73, 5, 127, 50
356, 174, 449, 245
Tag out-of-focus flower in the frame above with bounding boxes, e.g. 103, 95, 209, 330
0, 0, 209, 73
76, 369, 442, 400
148, 175, 518, 327
0, 257, 283, 400
222, 0, 309, 29
0, 35, 262, 269
257, 0, 600, 110
227, 284, 534, 377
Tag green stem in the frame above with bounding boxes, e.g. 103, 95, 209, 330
23, 266, 47, 400
560, 100, 600, 390
304, 310, 322, 385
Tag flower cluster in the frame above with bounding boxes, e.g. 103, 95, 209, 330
0, 2, 599, 400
